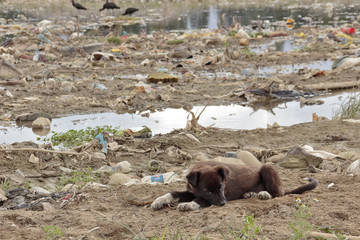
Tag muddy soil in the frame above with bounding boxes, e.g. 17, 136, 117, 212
1, 0, 360, 239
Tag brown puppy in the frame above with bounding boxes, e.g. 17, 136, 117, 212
151, 161, 318, 211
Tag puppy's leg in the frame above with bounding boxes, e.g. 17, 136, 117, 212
177, 198, 211, 211
243, 192, 258, 199
151, 191, 195, 210
258, 191, 272, 200
259, 163, 284, 198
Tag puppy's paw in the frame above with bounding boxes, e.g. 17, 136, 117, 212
151, 193, 175, 210
243, 192, 258, 199
258, 191, 272, 200
177, 201, 200, 211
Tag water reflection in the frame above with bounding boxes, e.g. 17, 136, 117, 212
1, 1, 359, 34
0, 91, 353, 144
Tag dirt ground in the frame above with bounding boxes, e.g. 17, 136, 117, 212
1, 0, 360, 239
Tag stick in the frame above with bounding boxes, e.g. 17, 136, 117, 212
304, 81, 360, 91
0, 148, 83, 155
307, 231, 360, 240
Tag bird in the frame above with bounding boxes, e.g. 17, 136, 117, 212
99, 0, 120, 12
122, 7, 139, 16
71, 0, 87, 11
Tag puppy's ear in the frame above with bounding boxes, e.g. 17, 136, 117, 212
186, 171, 200, 187
215, 166, 230, 181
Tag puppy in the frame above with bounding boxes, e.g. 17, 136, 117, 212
151, 161, 318, 211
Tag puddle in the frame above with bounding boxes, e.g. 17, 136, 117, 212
257, 59, 333, 76
251, 39, 304, 54
0, 91, 353, 145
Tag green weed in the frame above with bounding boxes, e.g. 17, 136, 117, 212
43, 225, 64, 239
333, 93, 360, 120
0, 178, 13, 192
57, 168, 100, 189
43, 126, 120, 149
289, 198, 313, 240
167, 39, 184, 45
242, 47, 256, 60
107, 36, 122, 44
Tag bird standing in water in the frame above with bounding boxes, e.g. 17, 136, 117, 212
99, 0, 120, 15
123, 7, 139, 16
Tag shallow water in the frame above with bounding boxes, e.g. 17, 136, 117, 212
1, 0, 359, 34
0, 91, 352, 144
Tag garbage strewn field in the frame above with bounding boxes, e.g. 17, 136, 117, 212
1, 0, 360, 239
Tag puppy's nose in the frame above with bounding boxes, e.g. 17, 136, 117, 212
219, 201, 226, 206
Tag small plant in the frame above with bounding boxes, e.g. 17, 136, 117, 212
43, 225, 64, 239
107, 36, 122, 44
0, 177, 13, 192
333, 93, 360, 120
289, 198, 313, 240
167, 39, 184, 45
228, 30, 237, 37
221, 210, 262, 240
57, 168, 100, 188
316, 225, 349, 240
242, 47, 256, 60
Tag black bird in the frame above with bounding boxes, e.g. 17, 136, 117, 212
71, 0, 87, 11
99, 0, 120, 12
122, 7, 139, 16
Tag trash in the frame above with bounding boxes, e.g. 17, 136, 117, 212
312, 113, 329, 122
141, 172, 181, 184
340, 27, 355, 35
95, 132, 108, 153
327, 182, 335, 189
225, 152, 237, 158
151, 174, 164, 183
147, 72, 179, 84
93, 83, 107, 91
37, 33, 51, 43
135, 81, 155, 93
148, 160, 162, 172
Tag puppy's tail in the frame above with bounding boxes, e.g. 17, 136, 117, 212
285, 177, 318, 195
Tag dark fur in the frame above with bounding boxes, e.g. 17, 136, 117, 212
152, 161, 318, 210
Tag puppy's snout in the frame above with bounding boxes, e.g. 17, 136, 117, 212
219, 201, 226, 206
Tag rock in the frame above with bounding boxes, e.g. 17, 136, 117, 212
81, 182, 109, 191
59, 167, 74, 174
213, 156, 246, 166
0, 189, 7, 201
236, 150, 262, 168
108, 173, 134, 185
28, 154, 40, 164
31, 117, 51, 129
61, 184, 79, 192
114, 161, 131, 173
41, 202, 54, 211
91, 152, 106, 160
15, 113, 53, 122
347, 159, 360, 176
239, 38, 250, 46
60, 81, 76, 92
32, 187, 51, 195
82, 43, 104, 54
278, 146, 323, 168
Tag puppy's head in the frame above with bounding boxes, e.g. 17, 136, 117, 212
186, 166, 229, 206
